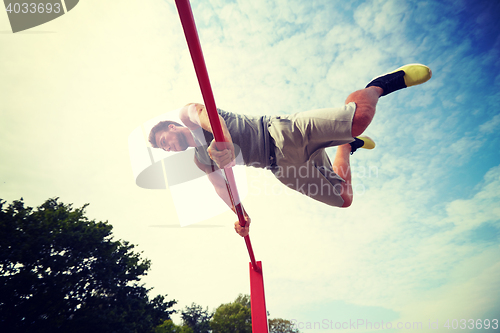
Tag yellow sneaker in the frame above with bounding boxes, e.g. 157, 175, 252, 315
366, 64, 432, 96
350, 136, 376, 155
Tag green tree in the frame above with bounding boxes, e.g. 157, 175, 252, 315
0, 198, 177, 333
155, 320, 193, 333
210, 294, 252, 333
268, 318, 300, 333
181, 303, 212, 333
234, 294, 250, 309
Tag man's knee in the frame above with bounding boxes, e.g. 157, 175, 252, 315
339, 184, 353, 208
351, 105, 374, 137
341, 195, 352, 208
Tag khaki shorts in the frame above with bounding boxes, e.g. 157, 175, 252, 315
267, 102, 356, 207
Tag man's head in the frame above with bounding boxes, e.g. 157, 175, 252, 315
148, 120, 188, 152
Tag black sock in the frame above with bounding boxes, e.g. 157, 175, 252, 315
349, 138, 364, 155
366, 70, 406, 96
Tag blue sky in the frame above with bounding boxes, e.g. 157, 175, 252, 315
1, 0, 499, 332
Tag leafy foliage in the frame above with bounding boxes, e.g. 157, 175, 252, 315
154, 320, 193, 333
0, 198, 176, 333
234, 294, 250, 309
210, 294, 251, 333
181, 303, 212, 333
268, 318, 300, 333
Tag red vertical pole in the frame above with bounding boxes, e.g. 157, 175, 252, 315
174, 1, 268, 331
174, 0, 259, 271
250, 261, 269, 333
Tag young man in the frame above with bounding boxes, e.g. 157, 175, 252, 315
149, 64, 432, 237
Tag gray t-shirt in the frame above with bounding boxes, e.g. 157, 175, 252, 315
192, 109, 272, 170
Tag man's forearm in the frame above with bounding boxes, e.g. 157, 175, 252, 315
214, 181, 235, 209
210, 171, 247, 217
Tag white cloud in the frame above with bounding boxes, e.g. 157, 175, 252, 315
479, 114, 500, 134
354, 0, 410, 39
444, 165, 500, 232
447, 136, 485, 163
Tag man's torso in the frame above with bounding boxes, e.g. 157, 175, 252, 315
191, 109, 272, 170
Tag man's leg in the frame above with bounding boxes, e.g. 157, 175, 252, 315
332, 143, 353, 207
347, 64, 432, 137
334, 86, 382, 207
336, 64, 432, 206
346, 86, 383, 137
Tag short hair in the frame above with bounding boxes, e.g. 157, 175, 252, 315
148, 120, 184, 148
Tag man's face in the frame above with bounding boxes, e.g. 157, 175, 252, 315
155, 125, 188, 152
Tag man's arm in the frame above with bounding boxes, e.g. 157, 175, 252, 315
193, 155, 250, 237
182, 103, 248, 236
181, 103, 231, 138
181, 104, 235, 169
193, 155, 230, 206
